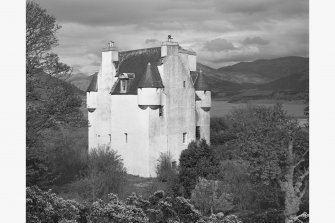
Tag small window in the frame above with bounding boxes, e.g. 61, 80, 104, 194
159, 106, 164, 117
183, 132, 187, 144
120, 80, 127, 93
125, 133, 128, 143
196, 126, 200, 140
109, 134, 111, 142
183, 81, 186, 88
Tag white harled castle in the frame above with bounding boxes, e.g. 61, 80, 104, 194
86, 38, 211, 177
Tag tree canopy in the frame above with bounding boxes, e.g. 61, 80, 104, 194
215, 104, 309, 222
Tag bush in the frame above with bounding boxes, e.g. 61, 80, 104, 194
88, 147, 127, 201
156, 152, 175, 182
155, 152, 181, 197
26, 186, 82, 223
179, 140, 220, 197
89, 194, 149, 223
191, 177, 234, 215
27, 186, 243, 223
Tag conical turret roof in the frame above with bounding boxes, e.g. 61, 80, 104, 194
194, 70, 210, 91
86, 72, 98, 92
138, 62, 164, 88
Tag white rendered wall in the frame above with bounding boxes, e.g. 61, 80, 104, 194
196, 91, 211, 144
110, 95, 151, 177
197, 91, 211, 108
88, 49, 119, 150
138, 88, 162, 106
188, 54, 196, 71
87, 92, 97, 109
87, 92, 97, 149
154, 47, 196, 164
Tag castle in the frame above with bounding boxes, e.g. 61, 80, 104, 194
86, 38, 211, 177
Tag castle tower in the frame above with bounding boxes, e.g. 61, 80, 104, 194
137, 62, 164, 110
87, 42, 119, 149
87, 38, 210, 176
195, 70, 211, 143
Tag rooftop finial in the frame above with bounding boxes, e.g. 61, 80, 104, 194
108, 41, 115, 48
168, 35, 173, 42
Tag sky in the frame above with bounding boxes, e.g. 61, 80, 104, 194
35, 0, 309, 74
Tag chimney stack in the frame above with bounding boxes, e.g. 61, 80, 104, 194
161, 35, 178, 57
100, 41, 119, 91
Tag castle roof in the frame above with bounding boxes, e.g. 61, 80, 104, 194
86, 72, 98, 92
194, 70, 210, 91
138, 62, 164, 88
111, 47, 162, 95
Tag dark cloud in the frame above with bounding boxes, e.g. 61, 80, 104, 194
203, 38, 236, 52
242, 37, 269, 46
34, 0, 308, 72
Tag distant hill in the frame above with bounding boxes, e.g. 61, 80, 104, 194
217, 56, 309, 83
197, 63, 269, 84
67, 73, 94, 92
67, 56, 309, 101
259, 70, 309, 92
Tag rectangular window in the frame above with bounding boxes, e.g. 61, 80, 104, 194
196, 126, 200, 140
120, 80, 127, 93
183, 81, 186, 88
109, 134, 111, 142
159, 106, 164, 117
183, 132, 187, 144
125, 133, 128, 143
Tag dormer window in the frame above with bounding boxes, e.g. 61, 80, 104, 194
120, 80, 127, 93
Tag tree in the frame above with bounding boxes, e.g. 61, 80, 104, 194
26, 1, 72, 79
88, 147, 127, 202
191, 177, 234, 215
26, 1, 87, 187
221, 105, 308, 223
179, 140, 220, 197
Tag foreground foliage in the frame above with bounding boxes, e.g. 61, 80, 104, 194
27, 186, 243, 223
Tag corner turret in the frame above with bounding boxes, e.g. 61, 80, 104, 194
86, 72, 98, 112
137, 62, 164, 110
194, 70, 211, 111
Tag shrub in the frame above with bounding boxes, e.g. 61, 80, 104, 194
26, 186, 81, 223
156, 152, 175, 182
191, 177, 234, 215
89, 194, 149, 223
88, 147, 127, 201
155, 152, 181, 196
179, 140, 220, 197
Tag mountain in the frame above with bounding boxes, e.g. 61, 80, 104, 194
67, 56, 309, 101
197, 63, 269, 84
217, 56, 309, 82
259, 69, 309, 92
67, 73, 94, 92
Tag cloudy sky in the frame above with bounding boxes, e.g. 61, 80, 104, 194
36, 0, 309, 74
